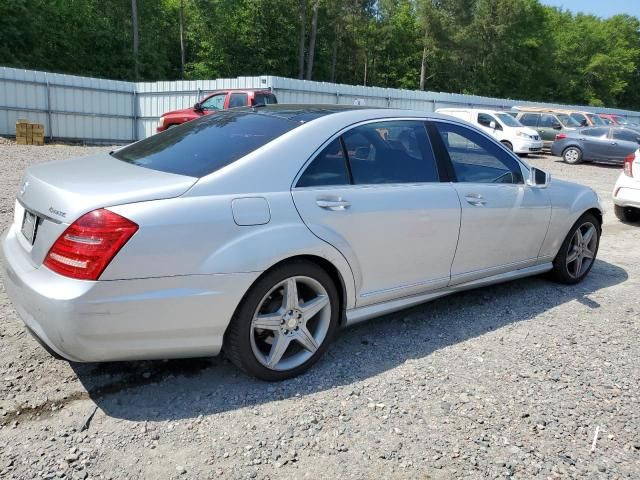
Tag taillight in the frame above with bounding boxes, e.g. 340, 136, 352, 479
44, 209, 138, 280
555, 134, 568, 140
623, 153, 635, 177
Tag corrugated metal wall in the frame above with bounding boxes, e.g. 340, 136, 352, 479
2, 66, 640, 144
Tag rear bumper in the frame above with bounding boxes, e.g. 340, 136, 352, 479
613, 172, 640, 209
1, 226, 260, 362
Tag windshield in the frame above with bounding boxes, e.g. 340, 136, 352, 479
113, 112, 298, 177
557, 114, 581, 127
613, 115, 630, 125
587, 114, 606, 126
496, 113, 522, 127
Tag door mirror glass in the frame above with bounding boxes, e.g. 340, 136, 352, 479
527, 167, 550, 188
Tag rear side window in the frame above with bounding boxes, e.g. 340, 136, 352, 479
113, 112, 297, 178
582, 128, 608, 138
343, 120, 439, 184
253, 93, 278, 106
434, 122, 523, 184
228, 93, 249, 108
519, 113, 539, 127
297, 138, 350, 187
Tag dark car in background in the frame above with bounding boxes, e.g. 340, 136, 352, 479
156, 89, 278, 132
514, 110, 581, 148
550, 126, 640, 164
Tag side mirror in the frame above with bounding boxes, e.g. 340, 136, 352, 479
489, 121, 497, 129
552, 122, 562, 130
636, 137, 640, 145
527, 167, 550, 188
194, 102, 203, 112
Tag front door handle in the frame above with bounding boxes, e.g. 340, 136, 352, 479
464, 193, 486, 207
610, 142, 618, 146
316, 199, 351, 210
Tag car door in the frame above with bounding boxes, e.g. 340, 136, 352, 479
292, 119, 461, 307
428, 120, 551, 285
578, 128, 613, 161
538, 113, 561, 146
477, 112, 501, 140
610, 129, 640, 163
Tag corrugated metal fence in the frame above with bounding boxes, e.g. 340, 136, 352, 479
2, 66, 640, 144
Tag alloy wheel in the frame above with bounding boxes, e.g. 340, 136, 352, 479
250, 276, 331, 371
565, 222, 597, 279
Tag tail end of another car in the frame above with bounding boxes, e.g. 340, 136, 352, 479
612, 149, 640, 222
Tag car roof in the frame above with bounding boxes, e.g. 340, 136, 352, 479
233, 104, 373, 123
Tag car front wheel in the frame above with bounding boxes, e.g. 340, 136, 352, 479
550, 212, 600, 284
224, 260, 340, 381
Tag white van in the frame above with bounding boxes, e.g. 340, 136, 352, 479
435, 108, 543, 156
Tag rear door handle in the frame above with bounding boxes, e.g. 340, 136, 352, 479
316, 199, 351, 210
464, 193, 486, 206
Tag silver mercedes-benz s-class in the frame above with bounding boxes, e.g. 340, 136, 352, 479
1, 105, 603, 380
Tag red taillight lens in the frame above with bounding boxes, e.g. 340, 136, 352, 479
43, 209, 138, 280
555, 134, 568, 140
624, 153, 635, 177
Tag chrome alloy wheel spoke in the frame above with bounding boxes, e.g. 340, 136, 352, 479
566, 222, 597, 278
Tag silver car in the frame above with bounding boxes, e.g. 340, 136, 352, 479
1, 106, 603, 380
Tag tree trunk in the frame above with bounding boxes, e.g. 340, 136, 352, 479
419, 25, 429, 91
330, 22, 339, 83
179, 0, 185, 79
131, 0, 139, 80
297, 0, 306, 79
305, 1, 319, 80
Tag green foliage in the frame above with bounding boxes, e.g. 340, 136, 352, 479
1, 0, 639, 109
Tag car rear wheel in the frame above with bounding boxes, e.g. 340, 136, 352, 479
224, 260, 340, 381
550, 212, 600, 284
563, 147, 583, 164
614, 205, 640, 223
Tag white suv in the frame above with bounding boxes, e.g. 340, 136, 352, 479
436, 108, 543, 156
612, 149, 640, 222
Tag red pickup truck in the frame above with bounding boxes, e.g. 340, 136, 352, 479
156, 89, 277, 132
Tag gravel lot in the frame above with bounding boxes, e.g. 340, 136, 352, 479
0, 143, 639, 479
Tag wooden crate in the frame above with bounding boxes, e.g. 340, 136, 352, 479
15, 120, 45, 145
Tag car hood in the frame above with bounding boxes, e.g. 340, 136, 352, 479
518, 127, 540, 137
19, 151, 197, 224
161, 107, 197, 117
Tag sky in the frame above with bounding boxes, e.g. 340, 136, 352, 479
540, 0, 639, 18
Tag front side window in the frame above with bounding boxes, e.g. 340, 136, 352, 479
612, 129, 640, 142
297, 138, 350, 188
571, 113, 588, 127
519, 113, 539, 127
201, 93, 226, 110
496, 113, 522, 127
113, 112, 298, 178
342, 120, 439, 185
434, 122, 523, 184
228, 93, 249, 108
557, 114, 581, 127
477, 113, 497, 128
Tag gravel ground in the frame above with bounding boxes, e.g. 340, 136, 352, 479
0, 145, 639, 479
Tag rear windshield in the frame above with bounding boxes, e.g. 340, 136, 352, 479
113, 112, 297, 177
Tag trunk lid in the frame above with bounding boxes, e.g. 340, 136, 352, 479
15, 151, 197, 266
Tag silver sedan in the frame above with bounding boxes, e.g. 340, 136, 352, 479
1, 106, 603, 380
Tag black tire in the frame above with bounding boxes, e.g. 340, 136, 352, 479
517, 153, 529, 158
562, 146, 583, 164
224, 259, 340, 381
614, 205, 640, 223
501, 141, 513, 151
550, 212, 601, 284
